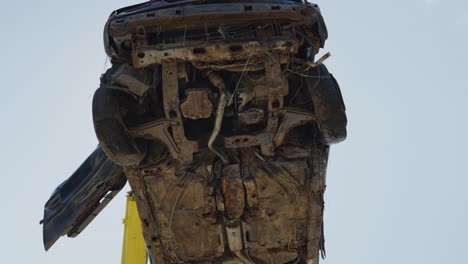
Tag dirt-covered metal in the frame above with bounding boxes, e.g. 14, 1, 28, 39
42, 0, 347, 263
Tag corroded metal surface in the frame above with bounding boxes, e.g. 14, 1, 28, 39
122, 146, 328, 263
126, 154, 225, 263
44, 1, 347, 263
162, 62, 198, 164
133, 41, 299, 68
104, 1, 341, 261
180, 89, 213, 119
222, 164, 245, 220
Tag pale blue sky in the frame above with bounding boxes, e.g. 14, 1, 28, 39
1, 0, 467, 263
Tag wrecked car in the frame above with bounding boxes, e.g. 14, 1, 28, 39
43, 0, 347, 263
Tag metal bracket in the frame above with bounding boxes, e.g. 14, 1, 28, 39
265, 54, 287, 111
129, 119, 198, 165
273, 108, 316, 147
160, 62, 198, 164
262, 54, 288, 156
129, 119, 179, 160
223, 108, 315, 150
224, 133, 271, 149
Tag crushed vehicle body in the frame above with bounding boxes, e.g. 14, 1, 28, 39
43, 0, 347, 263
41, 147, 126, 250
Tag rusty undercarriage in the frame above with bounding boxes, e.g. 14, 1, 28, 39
42, 0, 347, 263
